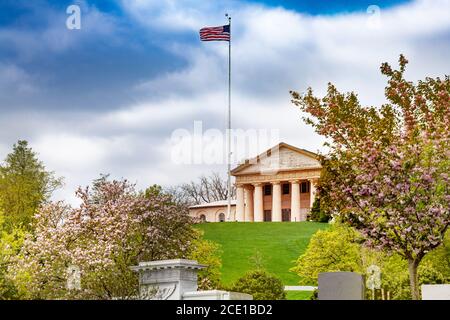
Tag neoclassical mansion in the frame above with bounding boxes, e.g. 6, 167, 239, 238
189, 143, 321, 222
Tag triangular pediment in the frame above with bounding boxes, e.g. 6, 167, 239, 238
231, 143, 321, 176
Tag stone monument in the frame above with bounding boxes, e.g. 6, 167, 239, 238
131, 259, 205, 300
131, 259, 252, 300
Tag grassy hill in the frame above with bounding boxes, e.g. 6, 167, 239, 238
195, 222, 328, 286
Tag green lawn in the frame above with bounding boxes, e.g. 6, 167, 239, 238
195, 222, 328, 285
286, 291, 314, 300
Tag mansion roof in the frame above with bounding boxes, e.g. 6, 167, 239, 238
231, 142, 321, 176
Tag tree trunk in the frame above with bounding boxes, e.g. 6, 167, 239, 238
408, 258, 420, 300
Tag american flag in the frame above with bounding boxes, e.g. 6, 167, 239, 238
199, 24, 230, 41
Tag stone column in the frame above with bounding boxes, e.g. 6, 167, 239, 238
272, 182, 282, 222
309, 179, 317, 208
253, 183, 264, 222
236, 185, 245, 222
244, 186, 254, 222
290, 180, 301, 222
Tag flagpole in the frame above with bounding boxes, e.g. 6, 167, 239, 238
226, 13, 232, 221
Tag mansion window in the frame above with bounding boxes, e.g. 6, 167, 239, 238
264, 184, 272, 196
301, 181, 310, 193
218, 213, 225, 222
282, 183, 290, 195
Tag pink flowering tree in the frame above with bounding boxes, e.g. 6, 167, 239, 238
291, 55, 449, 299
10, 180, 197, 299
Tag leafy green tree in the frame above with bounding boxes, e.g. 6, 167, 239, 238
308, 198, 331, 222
0, 140, 62, 231
0, 211, 26, 299
230, 270, 286, 300
291, 223, 363, 284
144, 184, 165, 198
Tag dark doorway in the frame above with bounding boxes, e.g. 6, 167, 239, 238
282, 209, 291, 222
264, 210, 272, 222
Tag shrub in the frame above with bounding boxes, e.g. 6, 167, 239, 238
230, 270, 286, 300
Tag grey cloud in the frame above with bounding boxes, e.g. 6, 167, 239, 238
1, 0, 449, 205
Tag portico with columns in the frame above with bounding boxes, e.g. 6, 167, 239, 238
232, 143, 321, 222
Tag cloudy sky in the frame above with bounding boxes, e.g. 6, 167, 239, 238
0, 0, 449, 204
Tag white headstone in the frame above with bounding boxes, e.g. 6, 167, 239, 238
421, 284, 450, 300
